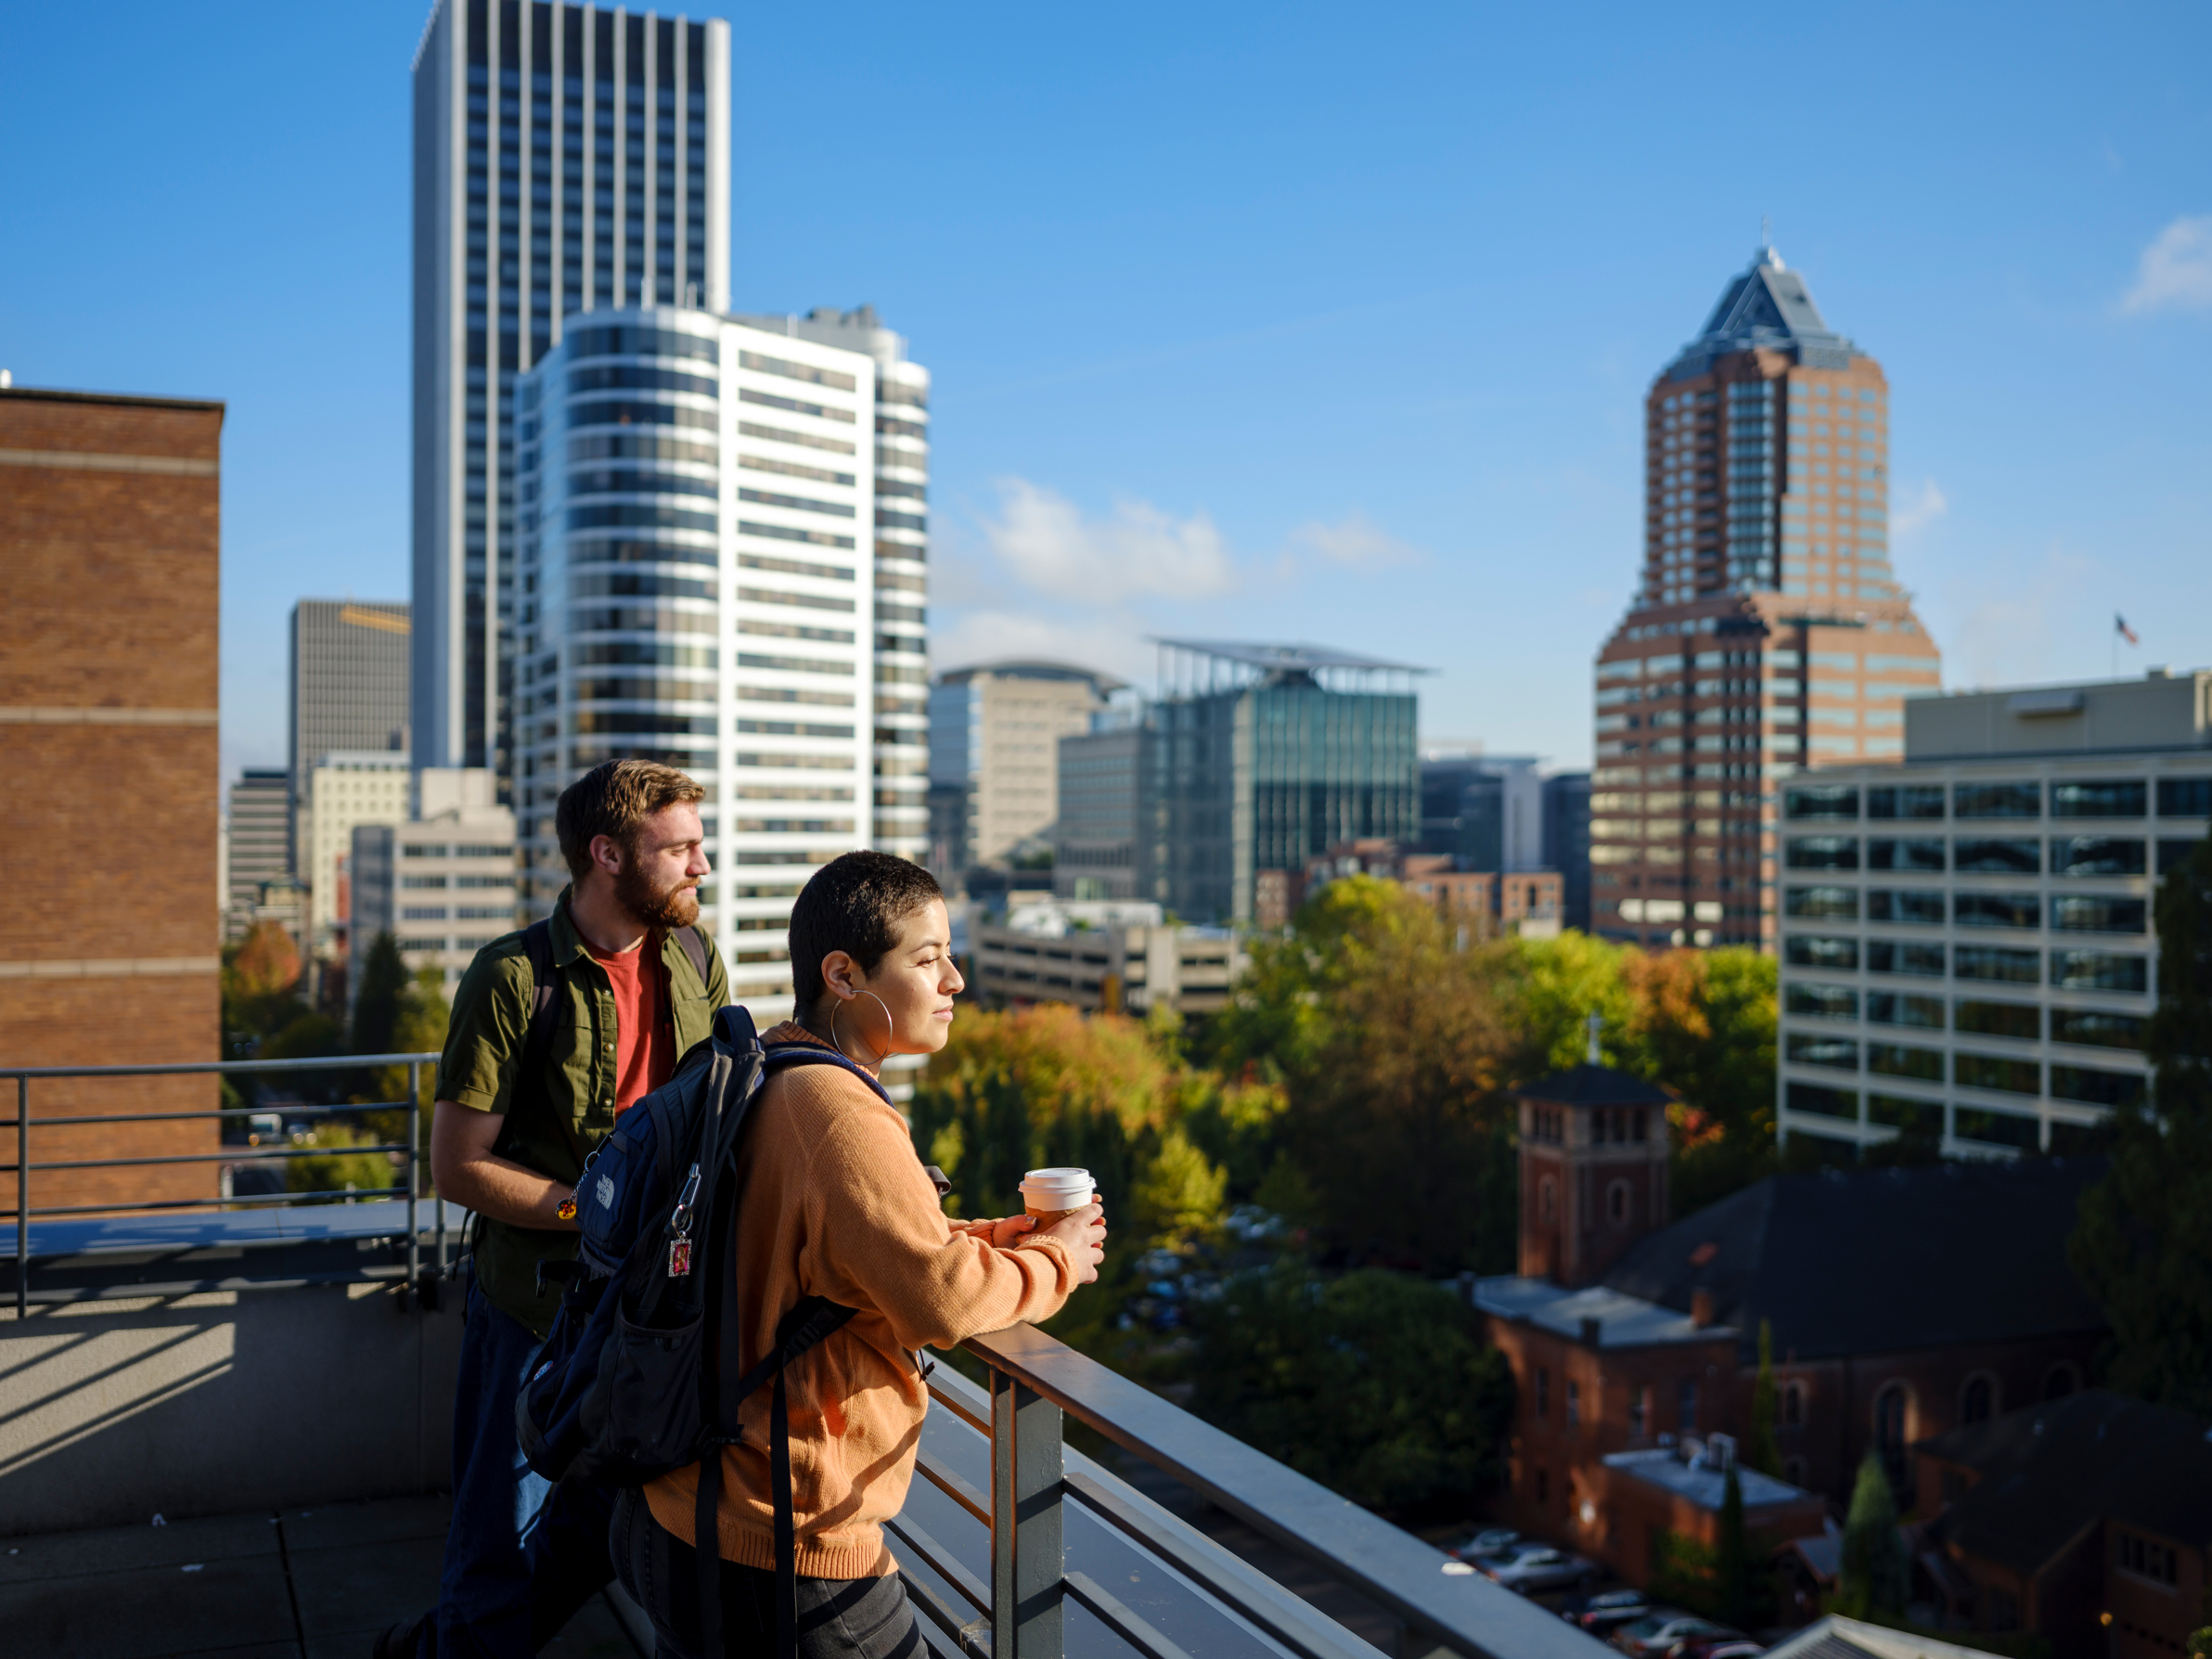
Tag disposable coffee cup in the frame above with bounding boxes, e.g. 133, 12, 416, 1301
1020, 1167, 1096, 1228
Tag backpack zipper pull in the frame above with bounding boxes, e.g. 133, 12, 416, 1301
666, 1161, 701, 1278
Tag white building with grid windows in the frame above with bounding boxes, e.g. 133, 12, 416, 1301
1775, 671, 2212, 1159
352, 768, 519, 993
513, 304, 923, 1017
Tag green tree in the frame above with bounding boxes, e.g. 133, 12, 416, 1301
1746, 1319, 1782, 1476
1187, 1260, 1513, 1511
2071, 830, 2212, 1413
349, 931, 410, 1059
1716, 1462, 1750, 1627
1838, 1451, 1910, 1617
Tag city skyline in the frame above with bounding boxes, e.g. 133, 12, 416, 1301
3, 2, 2206, 789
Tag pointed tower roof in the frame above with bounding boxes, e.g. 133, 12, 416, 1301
1663, 244, 1858, 381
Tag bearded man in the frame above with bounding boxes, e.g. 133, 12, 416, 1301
381, 759, 728, 1659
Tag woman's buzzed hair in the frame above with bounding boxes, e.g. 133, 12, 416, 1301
789, 851, 945, 1009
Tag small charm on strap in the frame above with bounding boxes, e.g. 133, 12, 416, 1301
667, 1235, 693, 1277
556, 1197, 578, 1222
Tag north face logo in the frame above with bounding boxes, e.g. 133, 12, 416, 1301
597, 1174, 616, 1210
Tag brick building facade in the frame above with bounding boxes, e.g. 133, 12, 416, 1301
1477, 1114, 2108, 1584
1590, 245, 1941, 952
1916, 1391, 2212, 1659
0, 385, 225, 1215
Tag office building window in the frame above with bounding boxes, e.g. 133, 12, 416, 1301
1954, 782, 2040, 818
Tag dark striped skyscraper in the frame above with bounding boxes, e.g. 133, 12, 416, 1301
411, 0, 730, 784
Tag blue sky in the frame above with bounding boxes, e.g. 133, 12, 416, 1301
4, 2, 2206, 782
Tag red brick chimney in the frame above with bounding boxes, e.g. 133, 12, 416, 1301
1691, 1287, 1717, 1329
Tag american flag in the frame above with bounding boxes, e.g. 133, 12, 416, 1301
2116, 614, 2140, 646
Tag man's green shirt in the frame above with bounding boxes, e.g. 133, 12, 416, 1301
437, 887, 729, 1334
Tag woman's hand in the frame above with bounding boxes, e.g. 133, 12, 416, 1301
1037, 1202, 1108, 1285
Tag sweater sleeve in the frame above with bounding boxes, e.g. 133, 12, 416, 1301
804, 1105, 1078, 1352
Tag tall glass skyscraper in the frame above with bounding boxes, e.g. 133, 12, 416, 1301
411, 0, 730, 786
1588, 245, 1941, 952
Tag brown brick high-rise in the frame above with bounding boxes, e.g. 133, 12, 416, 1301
0, 385, 225, 1217
1591, 247, 1939, 949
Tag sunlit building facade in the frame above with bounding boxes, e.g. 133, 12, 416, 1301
1589, 245, 1941, 950
515, 305, 910, 1014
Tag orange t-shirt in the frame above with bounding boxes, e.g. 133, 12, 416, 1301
591, 941, 675, 1113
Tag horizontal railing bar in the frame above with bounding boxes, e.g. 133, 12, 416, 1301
913, 1450, 993, 1528
1061, 1469, 1382, 1659
1065, 1570, 1200, 1659
9, 1266, 412, 1305
925, 1376, 994, 1438
883, 1513, 991, 1615
19, 1144, 407, 1172
0, 1187, 421, 1223
961, 1325, 1609, 1659
0, 1052, 438, 1080
6, 1102, 412, 1127
896, 1561, 993, 1659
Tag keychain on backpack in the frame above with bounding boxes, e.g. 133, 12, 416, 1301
665, 1162, 701, 1278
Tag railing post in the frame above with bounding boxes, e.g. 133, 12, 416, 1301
990, 1367, 1065, 1659
15, 1075, 26, 1318
405, 1068, 420, 1305
418, 1062, 445, 1280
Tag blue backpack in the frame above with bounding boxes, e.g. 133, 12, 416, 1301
515, 1003, 887, 1656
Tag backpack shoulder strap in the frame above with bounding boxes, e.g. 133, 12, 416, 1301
519, 919, 559, 1068
675, 922, 711, 994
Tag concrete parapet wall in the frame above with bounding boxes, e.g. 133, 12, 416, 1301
0, 1282, 463, 1537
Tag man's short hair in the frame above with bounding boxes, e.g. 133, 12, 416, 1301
555, 759, 706, 882
789, 851, 944, 1009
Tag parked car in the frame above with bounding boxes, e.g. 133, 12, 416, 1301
1670, 1639, 1759, 1659
1575, 1590, 1653, 1635
1482, 1547, 1599, 1593
1443, 1528, 1522, 1562
1613, 1614, 1725, 1657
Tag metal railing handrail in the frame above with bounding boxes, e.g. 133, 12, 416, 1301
920, 1322, 1610, 1659
5, 1050, 444, 1317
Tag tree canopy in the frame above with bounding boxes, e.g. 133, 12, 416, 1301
2071, 830, 2212, 1413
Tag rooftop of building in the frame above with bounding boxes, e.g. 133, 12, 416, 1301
0, 381, 225, 413
932, 658, 1130, 692
1151, 639, 1431, 675
1601, 1447, 1819, 1513
1471, 1277, 1728, 1350
1921, 1388, 2212, 1568
1601, 1159, 2110, 1366
1901, 667, 2212, 762
1663, 245, 1860, 381
1764, 1615, 2010, 1659
1510, 1062, 1673, 1108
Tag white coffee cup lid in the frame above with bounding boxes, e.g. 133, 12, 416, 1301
1020, 1166, 1093, 1196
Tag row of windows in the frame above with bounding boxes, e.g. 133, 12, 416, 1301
399, 844, 512, 860
1786, 987, 2143, 1048
1785, 936, 2149, 991
1786, 1084, 2098, 1152
1787, 1036, 2144, 1105
1788, 778, 2212, 821
1787, 835, 2191, 876
1786, 886, 2146, 932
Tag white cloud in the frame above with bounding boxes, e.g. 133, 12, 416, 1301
979, 478, 1236, 602
1285, 511, 1422, 570
1891, 479, 1948, 542
930, 609, 1151, 684
2120, 214, 2212, 314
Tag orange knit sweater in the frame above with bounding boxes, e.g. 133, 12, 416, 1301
643, 1022, 1078, 1577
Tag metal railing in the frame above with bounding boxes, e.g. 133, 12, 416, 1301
903, 1322, 1606, 1659
1, 1051, 444, 1316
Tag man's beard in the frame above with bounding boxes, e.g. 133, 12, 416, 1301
614, 857, 700, 932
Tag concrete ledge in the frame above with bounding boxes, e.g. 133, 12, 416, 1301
0, 1279, 464, 1537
